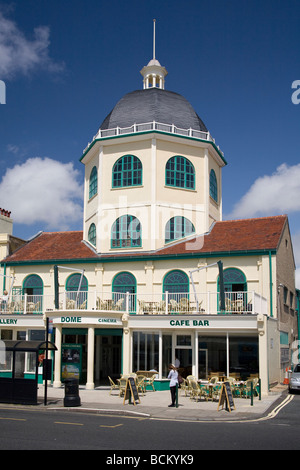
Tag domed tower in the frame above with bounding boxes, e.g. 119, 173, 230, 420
81, 22, 226, 254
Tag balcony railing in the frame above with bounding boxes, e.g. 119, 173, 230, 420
83, 120, 224, 157
0, 291, 267, 316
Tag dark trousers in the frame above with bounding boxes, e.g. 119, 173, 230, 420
170, 385, 177, 405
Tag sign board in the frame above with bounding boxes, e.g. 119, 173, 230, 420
42, 359, 52, 380
217, 381, 235, 413
123, 377, 140, 406
61, 344, 82, 382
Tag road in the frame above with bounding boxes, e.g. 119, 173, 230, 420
0, 393, 299, 454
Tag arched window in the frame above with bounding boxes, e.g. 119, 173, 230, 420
165, 216, 195, 243
163, 270, 189, 298
165, 156, 195, 190
112, 155, 142, 188
221, 268, 247, 292
112, 272, 136, 294
209, 169, 218, 202
218, 268, 247, 313
23, 274, 43, 295
66, 273, 88, 292
112, 272, 136, 313
65, 273, 88, 309
23, 274, 43, 313
111, 215, 142, 248
89, 166, 98, 199
88, 223, 96, 247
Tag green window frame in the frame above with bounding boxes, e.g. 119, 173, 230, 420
88, 223, 96, 247
165, 216, 195, 243
163, 270, 189, 299
165, 156, 195, 190
209, 169, 218, 202
22, 274, 43, 313
65, 273, 88, 309
220, 268, 247, 291
66, 273, 88, 292
23, 274, 43, 295
89, 166, 98, 199
111, 215, 142, 248
112, 272, 136, 313
112, 155, 142, 188
112, 272, 136, 294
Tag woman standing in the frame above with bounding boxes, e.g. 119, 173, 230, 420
167, 363, 178, 407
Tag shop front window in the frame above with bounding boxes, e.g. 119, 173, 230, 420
198, 336, 226, 379
229, 336, 258, 380
133, 332, 159, 372
162, 335, 172, 378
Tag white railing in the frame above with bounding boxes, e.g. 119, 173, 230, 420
0, 294, 53, 315
83, 120, 223, 156
0, 291, 267, 316
135, 291, 267, 315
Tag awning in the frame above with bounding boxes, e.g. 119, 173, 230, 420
0, 340, 57, 352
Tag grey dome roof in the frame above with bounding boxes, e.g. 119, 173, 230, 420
99, 88, 208, 132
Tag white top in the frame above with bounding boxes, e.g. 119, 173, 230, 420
168, 369, 178, 387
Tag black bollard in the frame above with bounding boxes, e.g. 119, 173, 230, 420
64, 378, 81, 407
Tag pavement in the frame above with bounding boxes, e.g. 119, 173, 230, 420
28, 382, 292, 422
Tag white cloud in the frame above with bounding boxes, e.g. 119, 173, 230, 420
293, 233, 300, 290
228, 163, 300, 220
227, 162, 300, 289
0, 10, 64, 79
0, 157, 83, 230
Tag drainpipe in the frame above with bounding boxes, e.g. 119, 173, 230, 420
269, 251, 273, 318
2, 264, 6, 291
297, 289, 300, 362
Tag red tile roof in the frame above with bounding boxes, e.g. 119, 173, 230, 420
2, 231, 96, 263
2, 215, 288, 264
156, 215, 288, 256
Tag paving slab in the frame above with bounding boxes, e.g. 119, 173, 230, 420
31, 383, 289, 422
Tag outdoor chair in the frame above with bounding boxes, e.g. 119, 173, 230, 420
138, 300, 146, 314
225, 297, 232, 312
179, 378, 189, 396
66, 299, 76, 309
117, 377, 127, 397
108, 376, 120, 395
145, 374, 156, 391
241, 379, 255, 398
169, 299, 178, 313
186, 375, 197, 381
189, 380, 207, 402
211, 383, 222, 401
179, 297, 189, 313
209, 376, 219, 384
157, 300, 166, 314
252, 378, 259, 396
136, 375, 146, 395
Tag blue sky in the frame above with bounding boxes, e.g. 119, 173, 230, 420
0, 0, 300, 284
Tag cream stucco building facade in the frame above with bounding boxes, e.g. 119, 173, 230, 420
1, 49, 298, 397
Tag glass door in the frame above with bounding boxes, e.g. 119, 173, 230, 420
198, 348, 208, 379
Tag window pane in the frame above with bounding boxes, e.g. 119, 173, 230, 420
111, 215, 142, 248
165, 156, 195, 190
112, 155, 142, 187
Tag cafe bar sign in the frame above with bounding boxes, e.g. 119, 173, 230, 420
170, 319, 210, 327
